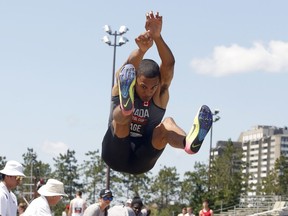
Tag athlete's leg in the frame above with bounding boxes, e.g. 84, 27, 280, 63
152, 105, 213, 154
152, 117, 186, 150
112, 106, 132, 138
102, 126, 132, 172
112, 64, 136, 138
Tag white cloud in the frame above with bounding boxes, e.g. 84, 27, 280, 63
191, 40, 288, 76
41, 140, 69, 156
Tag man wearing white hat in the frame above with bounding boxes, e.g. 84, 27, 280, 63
0, 160, 25, 216
24, 179, 67, 216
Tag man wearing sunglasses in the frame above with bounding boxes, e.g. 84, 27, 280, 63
83, 189, 113, 216
0, 160, 25, 216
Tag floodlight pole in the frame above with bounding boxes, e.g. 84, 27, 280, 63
103, 26, 128, 190
111, 31, 117, 89
208, 110, 221, 191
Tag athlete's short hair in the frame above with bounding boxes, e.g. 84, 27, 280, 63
137, 59, 160, 79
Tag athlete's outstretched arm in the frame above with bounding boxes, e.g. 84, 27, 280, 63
145, 11, 175, 89
125, 31, 153, 69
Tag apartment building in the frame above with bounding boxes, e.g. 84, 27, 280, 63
238, 125, 288, 195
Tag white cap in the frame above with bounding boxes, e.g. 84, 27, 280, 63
126, 199, 132, 204
38, 179, 68, 197
0, 160, 25, 177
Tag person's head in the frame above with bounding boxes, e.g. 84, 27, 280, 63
135, 59, 161, 102
36, 178, 45, 190
182, 207, 187, 214
37, 179, 67, 206
76, 190, 82, 197
99, 189, 113, 208
131, 196, 144, 216
187, 207, 193, 214
0, 160, 25, 190
126, 198, 132, 207
18, 202, 27, 214
203, 199, 209, 209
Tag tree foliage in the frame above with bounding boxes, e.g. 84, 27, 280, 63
0, 155, 7, 181
209, 140, 244, 209
275, 155, 288, 195
120, 171, 152, 202
52, 149, 82, 200
19, 148, 51, 202
150, 166, 180, 210
261, 155, 288, 195
8, 144, 288, 215
80, 150, 107, 204
0, 155, 7, 170
180, 162, 208, 212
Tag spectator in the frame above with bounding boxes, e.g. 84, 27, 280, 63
83, 189, 113, 216
126, 198, 132, 207
131, 197, 144, 216
0, 160, 25, 216
199, 200, 213, 216
23, 179, 68, 216
18, 202, 27, 216
178, 207, 187, 216
68, 191, 87, 216
186, 207, 195, 216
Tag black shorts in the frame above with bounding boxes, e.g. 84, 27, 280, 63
102, 126, 164, 174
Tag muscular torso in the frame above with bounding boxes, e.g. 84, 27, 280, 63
130, 93, 165, 138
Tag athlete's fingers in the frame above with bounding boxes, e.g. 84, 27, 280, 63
149, 11, 154, 19
155, 11, 160, 18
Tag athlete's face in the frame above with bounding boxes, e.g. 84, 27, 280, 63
135, 75, 160, 102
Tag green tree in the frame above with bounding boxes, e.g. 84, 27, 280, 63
20, 148, 51, 202
180, 162, 208, 212
261, 155, 288, 195
150, 166, 180, 210
0, 156, 7, 181
80, 150, 107, 203
120, 171, 152, 201
0, 155, 7, 169
274, 155, 288, 195
52, 149, 82, 199
261, 169, 279, 195
22, 148, 52, 180
52, 149, 82, 216
209, 140, 243, 209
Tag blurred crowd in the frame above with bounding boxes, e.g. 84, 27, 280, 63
0, 160, 213, 216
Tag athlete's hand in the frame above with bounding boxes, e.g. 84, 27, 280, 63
145, 11, 162, 39
135, 31, 153, 53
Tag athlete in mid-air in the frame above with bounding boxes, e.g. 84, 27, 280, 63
102, 11, 212, 174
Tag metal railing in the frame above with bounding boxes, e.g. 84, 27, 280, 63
213, 196, 288, 216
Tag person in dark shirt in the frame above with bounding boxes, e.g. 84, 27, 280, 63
102, 11, 212, 174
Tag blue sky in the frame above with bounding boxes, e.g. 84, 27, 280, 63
1, 0, 288, 178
